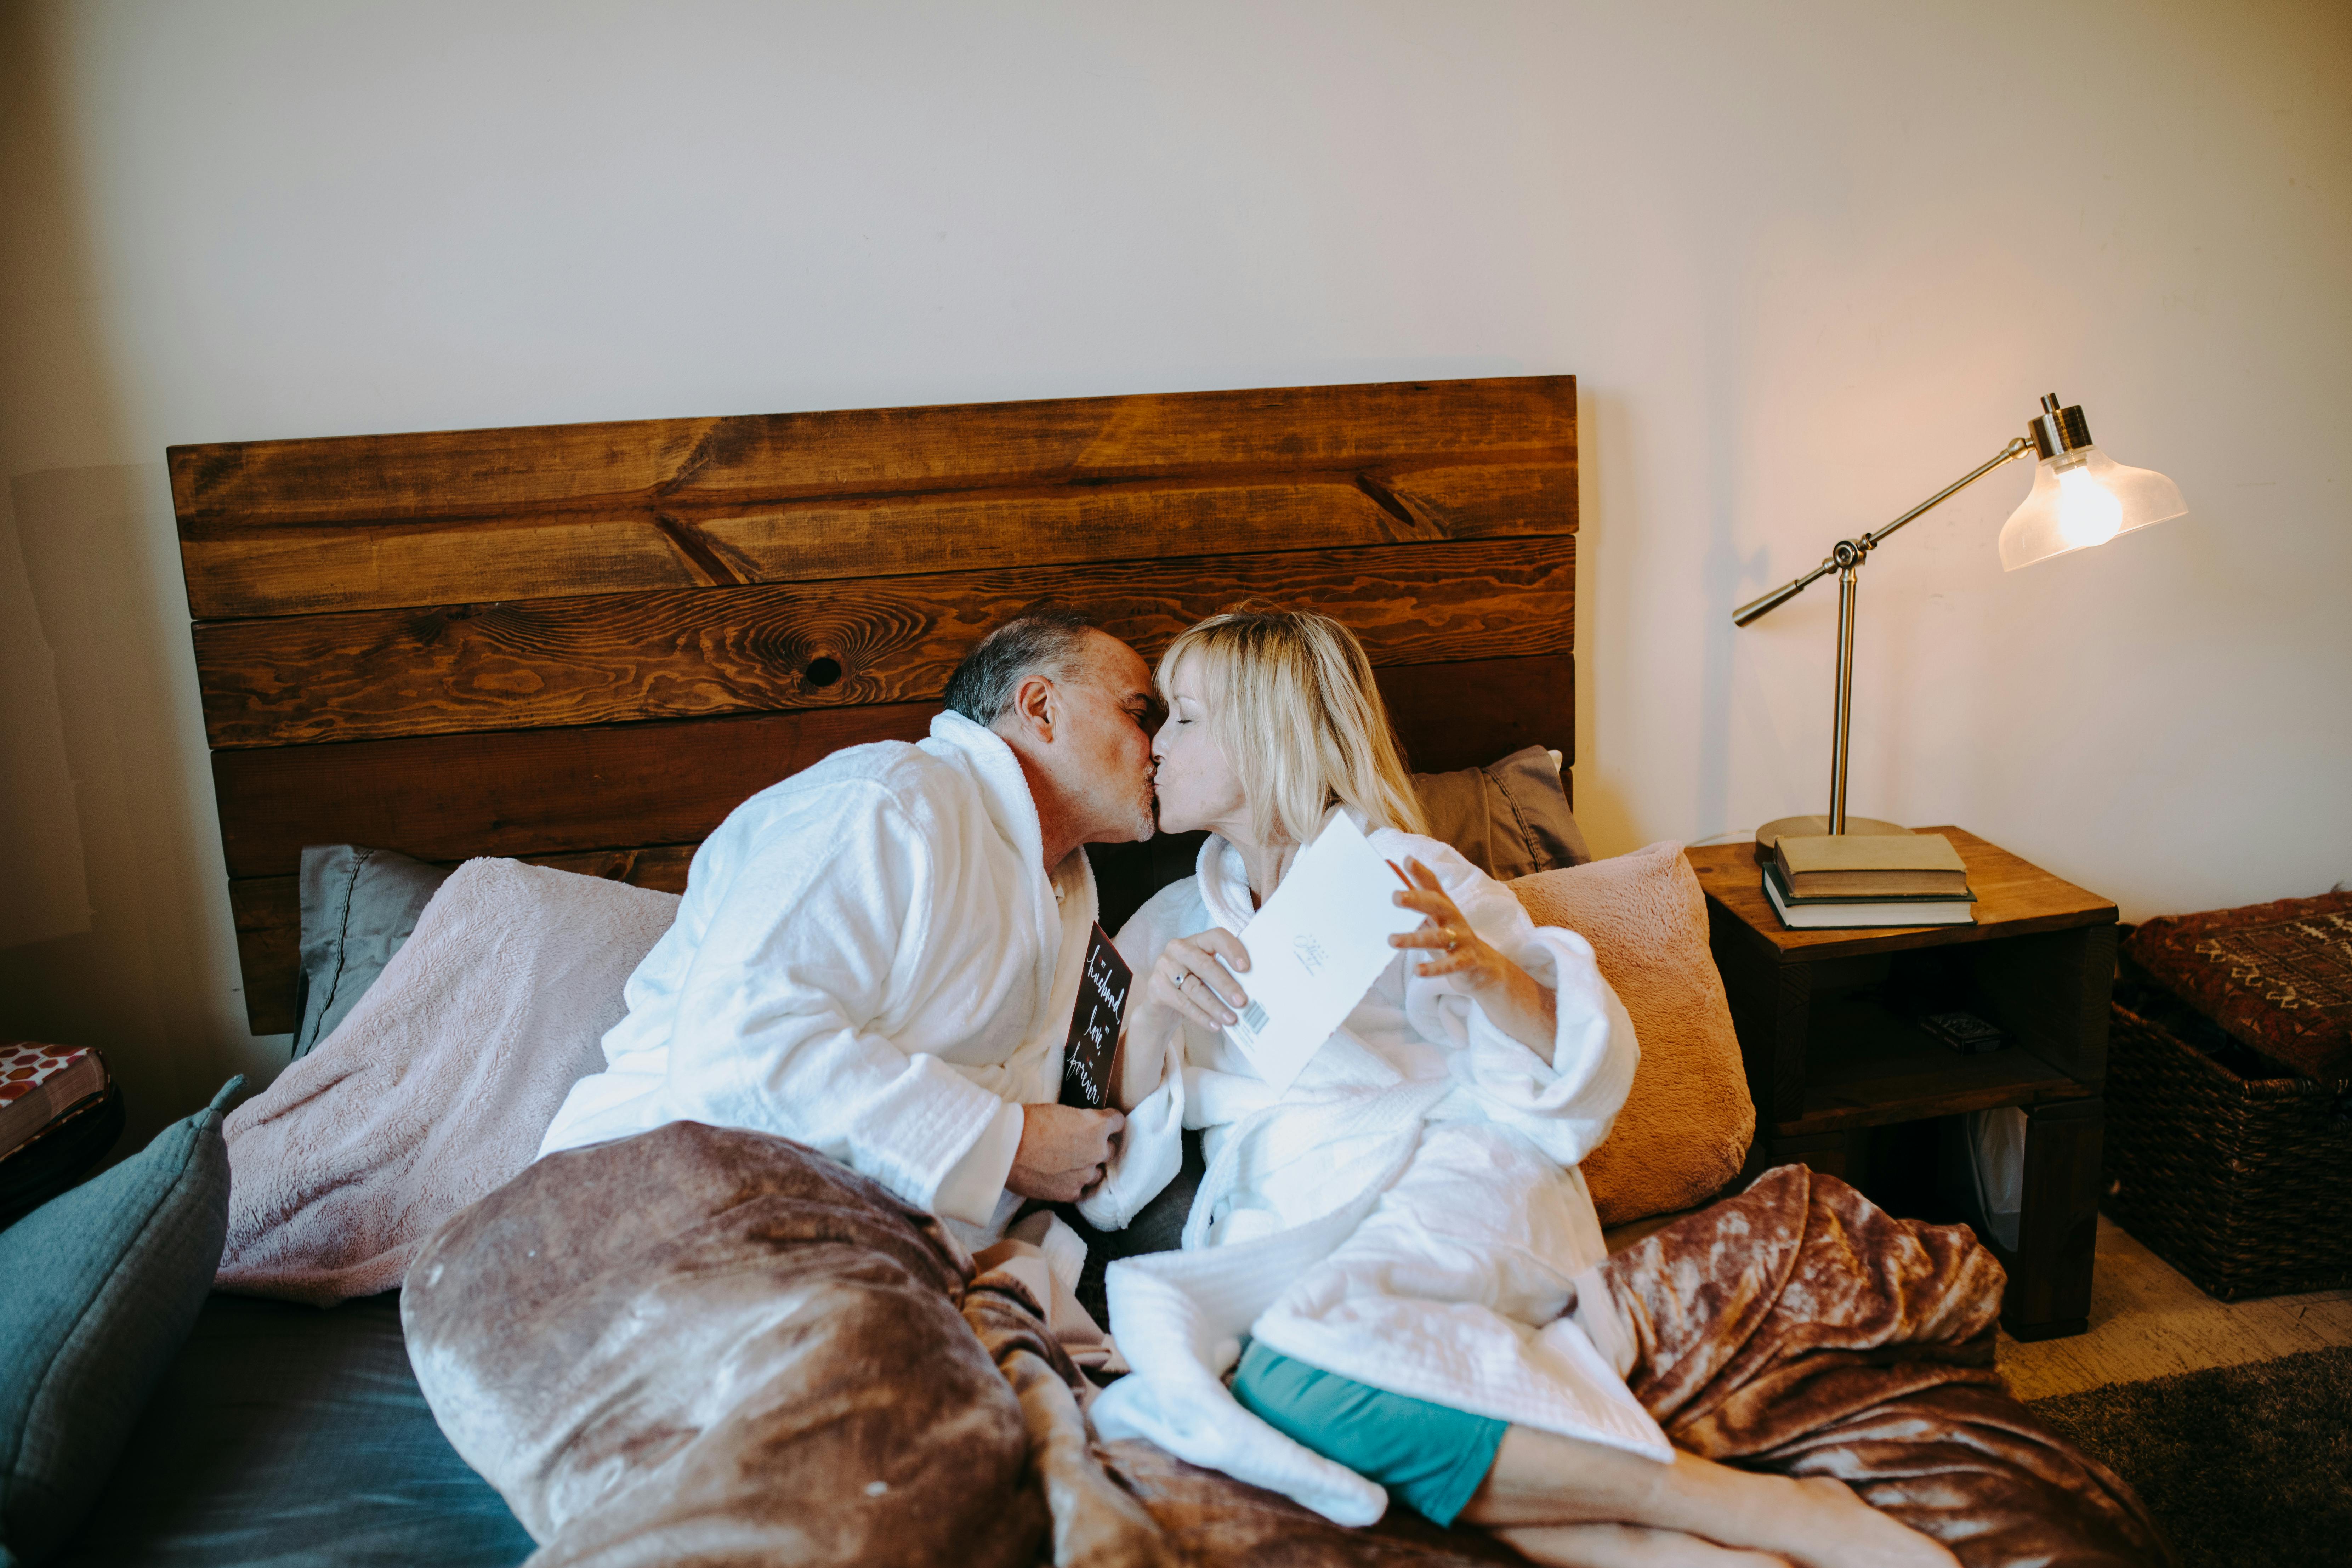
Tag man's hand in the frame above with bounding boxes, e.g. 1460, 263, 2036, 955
1005, 1103, 1125, 1203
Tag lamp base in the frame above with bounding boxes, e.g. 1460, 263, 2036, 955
1752, 815, 1913, 864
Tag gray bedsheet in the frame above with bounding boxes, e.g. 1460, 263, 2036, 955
55, 1291, 530, 1568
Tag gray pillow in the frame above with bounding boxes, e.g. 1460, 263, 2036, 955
1413, 744, 1590, 880
0, 1076, 240, 1568
294, 845, 453, 1057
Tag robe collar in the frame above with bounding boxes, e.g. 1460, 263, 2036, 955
925, 710, 1051, 871
924, 710, 1097, 1014
1194, 805, 1362, 933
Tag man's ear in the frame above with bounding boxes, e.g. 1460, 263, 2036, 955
998, 671, 1059, 744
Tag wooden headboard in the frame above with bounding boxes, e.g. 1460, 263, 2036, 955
171, 375, 1578, 1034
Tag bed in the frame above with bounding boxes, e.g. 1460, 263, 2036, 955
38, 376, 2161, 1566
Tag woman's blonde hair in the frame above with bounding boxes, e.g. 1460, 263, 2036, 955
1158, 606, 1428, 846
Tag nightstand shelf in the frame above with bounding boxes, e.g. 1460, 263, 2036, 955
1689, 828, 2117, 1341
1787, 993, 2091, 1134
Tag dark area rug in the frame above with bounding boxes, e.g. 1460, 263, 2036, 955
2027, 1345, 2352, 1567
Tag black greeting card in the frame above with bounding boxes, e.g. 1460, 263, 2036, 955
1058, 922, 1131, 1109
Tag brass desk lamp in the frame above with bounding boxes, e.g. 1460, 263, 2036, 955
1734, 394, 2185, 856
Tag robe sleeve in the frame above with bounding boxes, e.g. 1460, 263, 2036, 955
1385, 834, 1640, 1170
656, 783, 1020, 1225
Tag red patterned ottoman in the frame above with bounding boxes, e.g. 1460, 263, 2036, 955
2125, 891, 2352, 1080
0, 1042, 124, 1226
2104, 893, 2352, 1300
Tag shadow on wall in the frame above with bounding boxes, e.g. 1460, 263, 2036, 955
0, 504, 89, 949
0, 464, 237, 1154
1569, 387, 1634, 852
0, 3, 259, 1154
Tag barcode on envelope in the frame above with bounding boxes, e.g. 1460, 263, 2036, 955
1239, 999, 1269, 1033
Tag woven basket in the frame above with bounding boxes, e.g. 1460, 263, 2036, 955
2103, 1000, 2352, 1301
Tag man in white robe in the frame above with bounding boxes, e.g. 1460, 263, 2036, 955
537, 610, 1157, 1239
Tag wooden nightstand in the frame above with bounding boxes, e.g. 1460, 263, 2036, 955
1687, 828, 2117, 1341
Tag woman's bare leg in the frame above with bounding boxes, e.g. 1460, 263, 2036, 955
1458, 1427, 1958, 1568
1492, 1523, 1793, 1567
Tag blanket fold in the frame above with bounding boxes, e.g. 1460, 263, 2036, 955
1595, 1165, 2172, 1568
404, 1120, 1045, 1568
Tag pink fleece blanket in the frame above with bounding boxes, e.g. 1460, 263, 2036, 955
216, 858, 680, 1305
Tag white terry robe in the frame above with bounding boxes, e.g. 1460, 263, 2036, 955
1085, 818, 1674, 1525
537, 710, 1097, 1237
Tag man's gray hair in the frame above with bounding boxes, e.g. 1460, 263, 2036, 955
942, 608, 1099, 725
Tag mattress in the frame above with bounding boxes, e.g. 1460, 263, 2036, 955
54, 1291, 531, 1568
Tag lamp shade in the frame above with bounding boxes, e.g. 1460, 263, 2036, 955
1998, 444, 2186, 571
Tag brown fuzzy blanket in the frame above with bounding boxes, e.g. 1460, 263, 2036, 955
404, 1123, 2167, 1567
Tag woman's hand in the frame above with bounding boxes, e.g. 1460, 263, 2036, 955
1148, 928, 1252, 1030
1390, 857, 1559, 1064
1116, 928, 1251, 1104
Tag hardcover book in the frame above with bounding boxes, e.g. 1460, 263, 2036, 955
1761, 864, 1976, 929
1774, 832, 1971, 899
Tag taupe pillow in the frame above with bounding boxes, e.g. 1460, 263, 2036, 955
293, 846, 451, 1057
1413, 745, 1590, 880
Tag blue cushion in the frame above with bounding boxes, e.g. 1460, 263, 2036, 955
0, 1077, 239, 1568
50, 1293, 532, 1568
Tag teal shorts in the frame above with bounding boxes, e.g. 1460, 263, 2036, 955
1229, 1340, 1509, 1527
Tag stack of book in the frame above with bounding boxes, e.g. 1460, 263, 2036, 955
1762, 833, 1977, 928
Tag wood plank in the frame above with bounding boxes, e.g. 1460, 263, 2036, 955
212, 704, 934, 880
230, 844, 696, 1034
174, 379, 1576, 618
1995, 1215, 2352, 1403
1686, 829, 2117, 960
178, 462, 1573, 620
1375, 654, 1574, 775
208, 654, 1575, 881
1976, 923, 2116, 1085
2000, 1096, 2104, 1339
173, 377, 1574, 525
181, 511, 723, 622
1710, 905, 1812, 1125
230, 877, 301, 1036
194, 536, 1574, 748
695, 461, 1573, 587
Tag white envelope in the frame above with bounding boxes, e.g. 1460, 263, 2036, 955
1218, 814, 1429, 1093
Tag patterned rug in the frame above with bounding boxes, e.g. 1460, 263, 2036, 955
2027, 1345, 2352, 1567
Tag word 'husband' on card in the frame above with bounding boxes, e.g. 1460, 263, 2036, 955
1058, 922, 1131, 1110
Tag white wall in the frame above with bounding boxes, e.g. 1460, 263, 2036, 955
5, 0, 2347, 1142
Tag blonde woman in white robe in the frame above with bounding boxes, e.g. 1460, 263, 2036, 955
1084, 608, 1955, 1568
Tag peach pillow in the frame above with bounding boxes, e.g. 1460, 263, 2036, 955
1510, 842, 1753, 1225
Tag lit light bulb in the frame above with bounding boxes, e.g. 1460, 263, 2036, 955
2054, 462, 2123, 548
